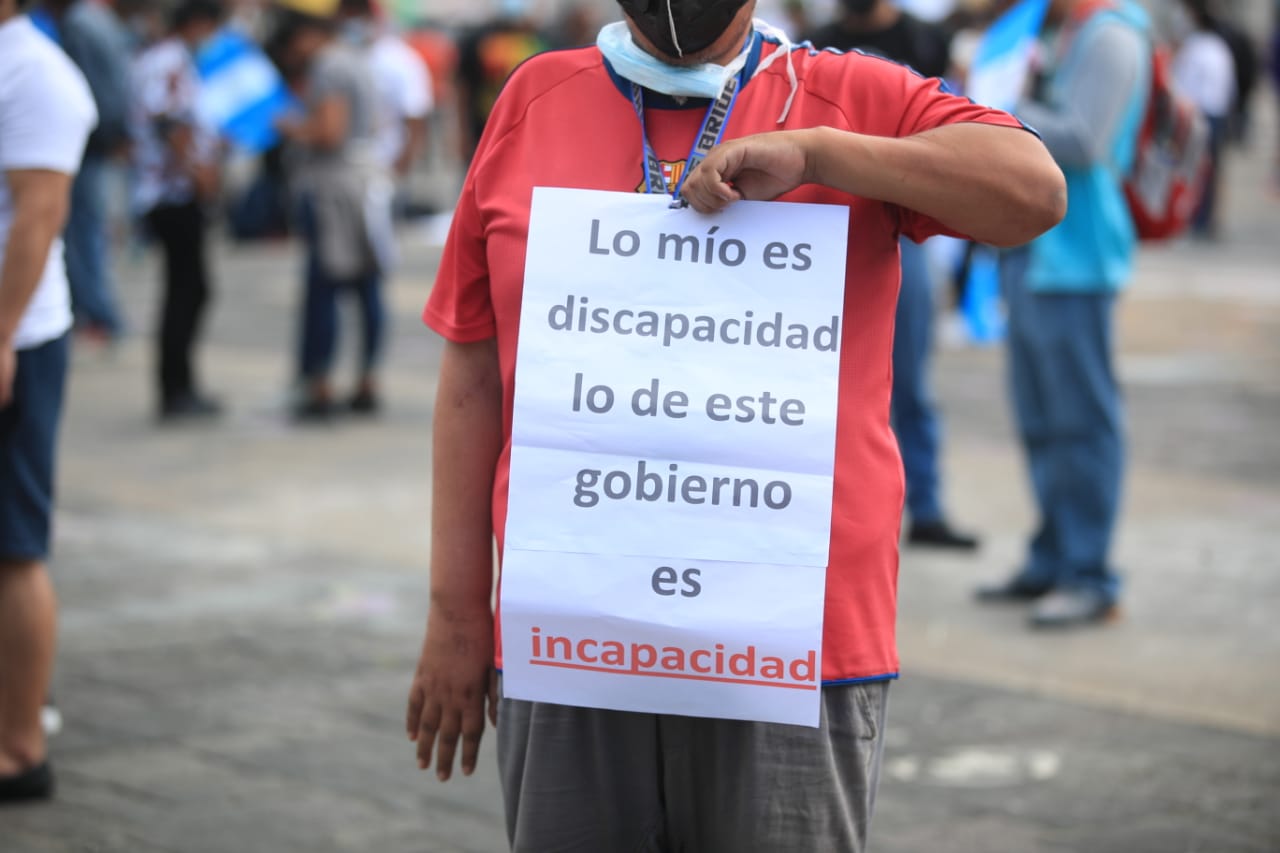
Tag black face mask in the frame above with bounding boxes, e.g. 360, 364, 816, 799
617, 0, 750, 58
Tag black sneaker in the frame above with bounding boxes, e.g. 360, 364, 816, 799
906, 520, 980, 550
0, 762, 54, 804
347, 388, 380, 416
292, 396, 334, 423
159, 392, 223, 423
975, 576, 1053, 603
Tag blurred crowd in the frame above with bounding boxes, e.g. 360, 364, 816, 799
22, 0, 1278, 417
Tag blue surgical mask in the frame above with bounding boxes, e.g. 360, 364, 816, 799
340, 19, 374, 47
596, 20, 752, 98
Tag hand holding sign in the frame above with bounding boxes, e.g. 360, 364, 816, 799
680, 130, 815, 213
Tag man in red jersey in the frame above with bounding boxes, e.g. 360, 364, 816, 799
406, 1, 1064, 849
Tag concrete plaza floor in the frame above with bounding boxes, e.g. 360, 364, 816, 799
3, 115, 1279, 851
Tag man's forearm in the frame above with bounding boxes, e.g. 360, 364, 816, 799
0, 206, 66, 344
805, 123, 1066, 247
429, 338, 504, 617
396, 117, 428, 176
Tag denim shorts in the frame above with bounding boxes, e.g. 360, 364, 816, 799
0, 334, 69, 562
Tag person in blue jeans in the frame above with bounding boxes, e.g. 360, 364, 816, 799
976, 0, 1150, 628
804, 0, 979, 550
893, 238, 978, 550
296, 197, 384, 418
59, 0, 132, 340
274, 10, 389, 420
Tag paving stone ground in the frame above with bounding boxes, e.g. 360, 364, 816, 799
2, 94, 1278, 853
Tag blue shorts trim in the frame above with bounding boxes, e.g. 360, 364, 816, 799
820, 673, 900, 687
0, 334, 70, 562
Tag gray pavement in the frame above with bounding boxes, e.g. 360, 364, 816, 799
3, 103, 1280, 853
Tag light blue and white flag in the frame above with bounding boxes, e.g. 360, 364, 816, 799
195, 28, 295, 152
958, 0, 1049, 343
966, 0, 1050, 113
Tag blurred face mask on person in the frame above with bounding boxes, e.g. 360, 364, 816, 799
340, 18, 374, 46
597, 0, 756, 97
499, 0, 530, 21
616, 0, 751, 59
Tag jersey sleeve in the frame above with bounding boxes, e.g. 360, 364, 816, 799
424, 54, 549, 342
423, 171, 496, 342
890, 70, 1032, 243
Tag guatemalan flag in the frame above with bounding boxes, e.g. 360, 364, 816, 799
195, 28, 296, 153
957, 0, 1050, 343
966, 0, 1051, 113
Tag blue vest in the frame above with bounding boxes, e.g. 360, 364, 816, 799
1027, 2, 1151, 293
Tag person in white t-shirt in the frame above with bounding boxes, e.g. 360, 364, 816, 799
371, 30, 434, 178
0, 0, 96, 803
129, 0, 225, 420
338, 0, 433, 183
1171, 0, 1236, 236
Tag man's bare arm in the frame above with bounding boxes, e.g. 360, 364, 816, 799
407, 337, 504, 781
394, 116, 428, 177
681, 124, 1066, 248
276, 95, 350, 151
0, 169, 73, 406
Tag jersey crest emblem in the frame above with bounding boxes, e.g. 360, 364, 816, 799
635, 159, 688, 194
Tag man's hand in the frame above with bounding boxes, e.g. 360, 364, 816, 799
0, 344, 15, 409
680, 129, 815, 213
409, 338, 503, 781
406, 607, 498, 781
682, 124, 1065, 247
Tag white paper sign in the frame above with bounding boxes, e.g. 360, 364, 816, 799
502, 188, 849, 727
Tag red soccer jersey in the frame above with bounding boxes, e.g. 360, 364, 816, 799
425, 33, 1025, 684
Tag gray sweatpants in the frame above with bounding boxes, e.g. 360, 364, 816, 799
496, 681, 890, 853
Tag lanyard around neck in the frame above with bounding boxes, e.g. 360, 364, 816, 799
630, 72, 744, 205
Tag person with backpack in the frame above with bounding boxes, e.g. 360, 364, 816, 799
975, 0, 1151, 628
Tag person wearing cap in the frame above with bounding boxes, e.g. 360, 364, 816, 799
405, 1, 1065, 850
